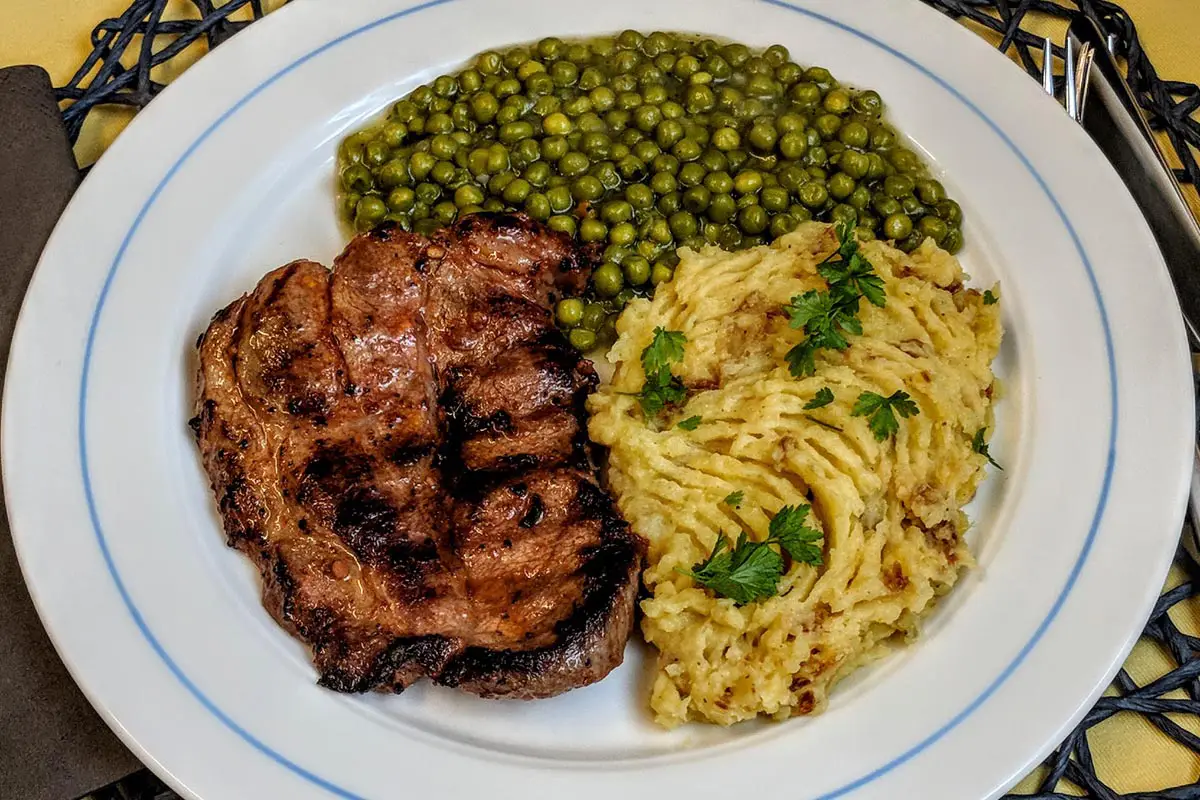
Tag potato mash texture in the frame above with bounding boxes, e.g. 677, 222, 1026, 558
587, 222, 1002, 727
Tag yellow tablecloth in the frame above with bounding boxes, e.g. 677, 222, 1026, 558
1, 1, 1198, 795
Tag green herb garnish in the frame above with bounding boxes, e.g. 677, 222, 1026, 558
852, 390, 920, 441
785, 223, 884, 378
804, 387, 835, 410
677, 415, 703, 431
679, 505, 824, 604
972, 428, 1003, 469
637, 328, 688, 417
723, 490, 744, 507
983, 289, 999, 305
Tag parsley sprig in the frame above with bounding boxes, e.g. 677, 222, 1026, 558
679, 505, 825, 605
785, 223, 885, 378
804, 387, 835, 410
852, 390, 920, 441
636, 328, 688, 417
972, 428, 1003, 469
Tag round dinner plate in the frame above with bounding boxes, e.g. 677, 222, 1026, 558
3, 0, 1193, 798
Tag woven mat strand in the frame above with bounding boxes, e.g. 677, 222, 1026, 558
54, 2, 1199, 798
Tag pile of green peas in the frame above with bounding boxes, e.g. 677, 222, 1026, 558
336, 31, 966, 352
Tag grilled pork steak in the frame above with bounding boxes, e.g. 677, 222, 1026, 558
193, 213, 643, 699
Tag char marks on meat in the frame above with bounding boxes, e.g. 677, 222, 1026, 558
194, 213, 643, 698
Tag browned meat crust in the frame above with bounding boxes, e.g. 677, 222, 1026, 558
192, 213, 643, 699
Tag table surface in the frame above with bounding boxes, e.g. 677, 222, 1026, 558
1, 1, 1198, 797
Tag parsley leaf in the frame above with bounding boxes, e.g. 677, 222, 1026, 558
681, 532, 784, 605
983, 289, 999, 305
641, 327, 687, 377
804, 387, 835, 409
784, 224, 886, 378
852, 390, 920, 441
679, 505, 825, 604
769, 505, 825, 566
636, 328, 688, 419
972, 427, 1003, 469
677, 415, 703, 431
723, 490, 744, 507
639, 374, 687, 417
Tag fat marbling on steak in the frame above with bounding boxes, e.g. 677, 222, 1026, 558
192, 213, 644, 698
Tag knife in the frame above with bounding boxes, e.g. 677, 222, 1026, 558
1067, 16, 1200, 544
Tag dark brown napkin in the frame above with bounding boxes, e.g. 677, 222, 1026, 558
0, 65, 140, 800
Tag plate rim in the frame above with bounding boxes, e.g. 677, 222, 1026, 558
3, 0, 1192, 798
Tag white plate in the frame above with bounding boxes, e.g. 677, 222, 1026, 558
3, 0, 1193, 798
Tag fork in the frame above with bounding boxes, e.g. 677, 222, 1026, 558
1042, 33, 1200, 553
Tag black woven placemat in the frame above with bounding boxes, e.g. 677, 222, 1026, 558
52, 2, 1199, 799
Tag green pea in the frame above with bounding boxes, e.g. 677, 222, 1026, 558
884, 174, 915, 199
601, 200, 634, 225
869, 125, 896, 151
609, 222, 636, 246
883, 212, 913, 240
707, 192, 737, 223
341, 163, 373, 193
498, 121, 533, 144
853, 89, 884, 115
901, 195, 926, 217
897, 232, 924, 253
791, 82, 822, 108
697, 170, 729, 194
935, 199, 963, 225
807, 165, 828, 181
917, 215, 949, 245
802, 65, 834, 87
541, 185, 571, 214
386, 185, 416, 213
430, 161, 456, 186
649, 261, 672, 286
778, 165, 808, 192
737, 204, 767, 235
770, 213, 799, 238
476, 50, 503, 74
454, 184, 485, 207
746, 123, 776, 153
830, 204, 858, 228
757, 186, 786, 213
650, 171, 678, 196
733, 170, 763, 195
943, 226, 964, 253
669, 210, 698, 239
686, 84, 716, 113
872, 193, 902, 217
429, 201, 455, 224
481, 198, 505, 213
657, 191, 682, 216
821, 88, 850, 115
676, 162, 704, 189
576, 175, 607, 202
407, 152, 435, 181
672, 139, 703, 162
848, 185, 871, 210
776, 131, 806, 160
839, 150, 869, 180
682, 186, 712, 213
826, 172, 855, 201
580, 218, 608, 243
363, 140, 389, 168
804, 146, 828, 168
594, 162, 622, 190
621, 183, 651, 210
890, 148, 922, 174
547, 214, 576, 236
798, 182, 829, 208
569, 328, 597, 351
814, 114, 843, 141
618, 155, 647, 182
836, 122, 869, 150
916, 179, 946, 205
415, 181, 443, 205
855, 225, 876, 242
633, 140, 662, 164
428, 134, 456, 161
593, 262, 625, 297
866, 152, 888, 180
354, 195, 388, 230
623, 255, 651, 286
558, 151, 590, 177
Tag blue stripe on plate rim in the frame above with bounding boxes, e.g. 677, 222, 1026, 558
73, 0, 1118, 797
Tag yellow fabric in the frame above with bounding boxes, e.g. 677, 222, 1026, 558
1, 0, 1197, 792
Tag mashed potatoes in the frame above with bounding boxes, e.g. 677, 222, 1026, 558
587, 222, 1002, 728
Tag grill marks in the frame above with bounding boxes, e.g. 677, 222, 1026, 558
194, 213, 643, 700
